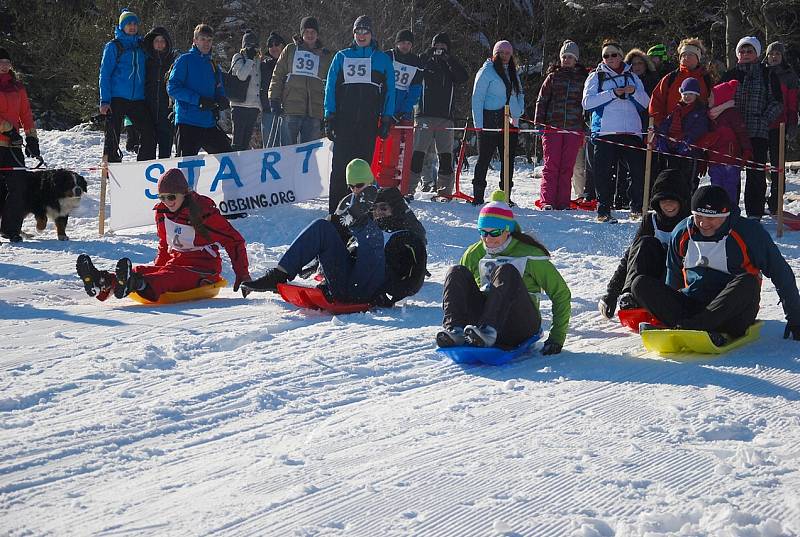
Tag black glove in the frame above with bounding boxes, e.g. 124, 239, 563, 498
323, 115, 336, 142
541, 340, 563, 355
3, 129, 23, 147
378, 115, 393, 140
244, 47, 257, 60
372, 293, 396, 308
784, 323, 800, 340
598, 294, 618, 319
198, 96, 217, 111
270, 99, 283, 115
215, 95, 230, 112
24, 136, 40, 158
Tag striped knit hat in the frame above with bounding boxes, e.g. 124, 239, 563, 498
118, 9, 139, 31
478, 190, 517, 232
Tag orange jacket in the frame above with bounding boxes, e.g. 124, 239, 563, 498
0, 73, 36, 147
648, 65, 712, 125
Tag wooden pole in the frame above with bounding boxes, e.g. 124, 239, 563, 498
777, 122, 786, 238
642, 116, 655, 214
503, 104, 510, 200
99, 155, 108, 236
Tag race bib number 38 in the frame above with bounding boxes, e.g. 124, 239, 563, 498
393, 61, 418, 91
292, 50, 320, 78
343, 57, 371, 84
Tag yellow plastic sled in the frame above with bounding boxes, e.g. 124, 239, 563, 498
641, 321, 763, 357
129, 278, 228, 305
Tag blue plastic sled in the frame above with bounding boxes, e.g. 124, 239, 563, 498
437, 332, 542, 366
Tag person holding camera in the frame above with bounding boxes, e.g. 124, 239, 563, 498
228, 31, 263, 151
167, 24, 232, 157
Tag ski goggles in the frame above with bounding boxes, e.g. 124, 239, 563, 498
478, 228, 505, 238
158, 194, 179, 201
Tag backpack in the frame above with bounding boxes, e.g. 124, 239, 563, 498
665, 68, 713, 96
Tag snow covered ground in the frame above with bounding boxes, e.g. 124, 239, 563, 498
2, 128, 800, 536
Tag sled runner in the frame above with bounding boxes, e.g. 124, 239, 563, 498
277, 283, 372, 314
129, 278, 227, 305
641, 321, 763, 356
618, 308, 663, 333
437, 332, 542, 366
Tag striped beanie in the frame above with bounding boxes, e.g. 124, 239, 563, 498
477, 190, 517, 232
118, 9, 139, 30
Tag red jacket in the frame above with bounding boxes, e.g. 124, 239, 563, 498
153, 193, 250, 280
649, 65, 712, 125
0, 73, 36, 147
766, 63, 799, 131
697, 105, 753, 166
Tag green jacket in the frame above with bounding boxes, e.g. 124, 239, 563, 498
460, 237, 571, 345
268, 37, 333, 119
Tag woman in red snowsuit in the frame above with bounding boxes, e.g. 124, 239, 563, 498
77, 168, 251, 301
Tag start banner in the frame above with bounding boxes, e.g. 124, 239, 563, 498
107, 139, 332, 231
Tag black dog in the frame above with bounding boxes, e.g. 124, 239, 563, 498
21, 169, 88, 241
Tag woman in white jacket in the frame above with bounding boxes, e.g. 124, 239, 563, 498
230, 31, 263, 151
582, 40, 650, 222
471, 40, 525, 205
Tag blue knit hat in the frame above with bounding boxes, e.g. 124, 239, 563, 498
679, 77, 701, 96
477, 191, 518, 232
118, 9, 139, 31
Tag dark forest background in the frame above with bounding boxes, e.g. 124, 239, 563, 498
1, 0, 799, 130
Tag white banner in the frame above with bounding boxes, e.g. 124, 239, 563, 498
107, 139, 332, 231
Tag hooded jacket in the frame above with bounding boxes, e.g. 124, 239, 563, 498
534, 63, 588, 131
655, 100, 709, 157
143, 27, 177, 121
324, 41, 395, 123
582, 62, 649, 137
415, 47, 469, 120
99, 28, 147, 104
167, 45, 226, 128
269, 36, 333, 119
471, 59, 525, 129
229, 49, 262, 109
0, 73, 36, 147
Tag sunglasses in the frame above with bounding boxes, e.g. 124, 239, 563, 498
603, 53, 620, 59
349, 182, 366, 190
479, 228, 505, 238
158, 194, 179, 201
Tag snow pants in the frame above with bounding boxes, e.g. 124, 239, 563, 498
175, 124, 232, 157
0, 146, 27, 238
541, 132, 582, 209
103, 98, 156, 162
278, 218, 386, 302
134, 264, 220, 302
329, 121, 378, 214
621, 236, 667, 295
409, 116, 454, 195
709, 164, 742, 207
744, 137, 769, 218
442, 264, 541, 348
231, 105, 260, 151
631, 272, 760, 337
593, 134, 644, 216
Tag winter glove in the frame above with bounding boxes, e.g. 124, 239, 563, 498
215, 95, 230, 112
598, 294, 618, 320
378, 115, 393, 140
3, 129, 23, 147
24, 136, 40, 158
323, 115, 336, 142
233, 273, 251, 295
541, 339, 563, 355
198, 96, 217, 111
784, 323, 800, 340
269, 99, 284, 115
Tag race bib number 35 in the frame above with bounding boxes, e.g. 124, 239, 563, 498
343, 57, 371, 84
292, 50, 320, 78
393, 61, 418, 91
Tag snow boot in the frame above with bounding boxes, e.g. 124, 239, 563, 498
436, 327, 466, 348
241, 267, 290, 293
464, 324, 498, 347
114, 258, 146, 298
76, 254, 113, 299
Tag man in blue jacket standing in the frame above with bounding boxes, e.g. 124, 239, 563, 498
323, 15, 395, 214
633, 185, 800, 344
167, 24, 232, 157
98, 9, 156, 162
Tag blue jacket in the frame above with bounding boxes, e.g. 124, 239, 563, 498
324, 42, 395, 123
167, 46, 226, 128
386, 49, 422, 119
98, 29, 147, 104
667, 210, 800, 323
582, 62, 649, 137
471, 59, 525, 129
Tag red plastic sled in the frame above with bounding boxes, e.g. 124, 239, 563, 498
780, 211, 800, 231
533, 198, 598, 211
276, 283, 372, 314
618, 308, 663, 333
371, 120, 414, 191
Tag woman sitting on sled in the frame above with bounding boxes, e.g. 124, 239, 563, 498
77, 168, 251, 302
436, 190, 570, 354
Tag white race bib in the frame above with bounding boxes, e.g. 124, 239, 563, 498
292, 50, 320, 78
343, 57, 371, 84
164, 218, 197, 252
393, 61, 418, 91
684, 236, 730, 275
478, 256, 529, 290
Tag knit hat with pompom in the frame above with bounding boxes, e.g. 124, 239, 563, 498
477, 190, 518, 232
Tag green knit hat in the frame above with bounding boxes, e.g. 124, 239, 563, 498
647, 43, 668, 59
345, 159, 374, 185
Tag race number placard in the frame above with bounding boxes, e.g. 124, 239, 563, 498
292, 50, 320, 78
343, 57, 371, 84
393, 61, 418, 91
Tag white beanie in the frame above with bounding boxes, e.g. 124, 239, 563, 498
736, 36, 762, 57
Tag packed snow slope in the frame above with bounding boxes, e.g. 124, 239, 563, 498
2, 128, 800, 537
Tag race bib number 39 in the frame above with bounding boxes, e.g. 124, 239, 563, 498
393, 61, 418, 91
292, 50, 320, 78
343, 57, 371, 84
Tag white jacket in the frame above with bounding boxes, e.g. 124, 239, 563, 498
582, 62, 649, 137
230, 53, 262, 109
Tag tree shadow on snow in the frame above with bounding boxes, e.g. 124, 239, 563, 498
0, 300, 123, 327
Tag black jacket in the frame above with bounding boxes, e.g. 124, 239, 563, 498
416, 48, 469, 120
143, 27, 177, 121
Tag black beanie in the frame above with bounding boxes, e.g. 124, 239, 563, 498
432, 33, 451, 49
241, 31, 259, 49
353, 15, 372, 33
0, 48, 10, 61
376, 187, 405, 210
396, 29, 414, 44
300, 16, 319, 33
266, 32, 286, 47
691, 185, 732, 217
650, 169, 690, 211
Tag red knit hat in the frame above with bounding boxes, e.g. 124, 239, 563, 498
157, 168, 190, 194
712, 80, 739, 106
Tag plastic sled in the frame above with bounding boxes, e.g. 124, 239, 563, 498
277, 283, 372, 314
371, 122, 414, 190
129, 278, 227, 305
533, 198, 599, 211
437, 332, 542, 366
779, 211, 800, 231
619, 308, 663, 333
641, 321, 763, 356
